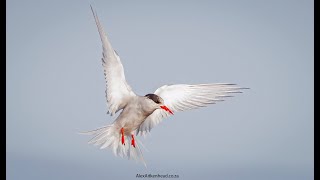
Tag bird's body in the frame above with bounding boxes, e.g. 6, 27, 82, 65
112, 95, 160, 135
82, 6, 248, 166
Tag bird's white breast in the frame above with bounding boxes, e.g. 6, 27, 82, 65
113, 96, 158, 135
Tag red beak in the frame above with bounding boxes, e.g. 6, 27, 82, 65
160, 105, 174, 115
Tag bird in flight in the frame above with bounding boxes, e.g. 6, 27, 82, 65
82, 5, 248, 166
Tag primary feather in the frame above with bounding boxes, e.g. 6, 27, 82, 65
91, 6, 135, 116
137, 83, 248, 135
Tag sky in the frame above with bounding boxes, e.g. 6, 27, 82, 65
7, 0, 313, 180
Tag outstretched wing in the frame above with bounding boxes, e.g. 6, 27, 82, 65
91, 6, 135, 115
137, 83, 248, 135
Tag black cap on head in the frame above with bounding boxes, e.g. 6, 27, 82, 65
145, 94, 161, 104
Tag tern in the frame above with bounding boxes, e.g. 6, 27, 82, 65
82, 6, 248, 166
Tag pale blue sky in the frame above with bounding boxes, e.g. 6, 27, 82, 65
7, 0, 313, 180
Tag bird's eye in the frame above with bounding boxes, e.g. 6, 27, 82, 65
145, 94, 161, 104
153, 99, 160, 104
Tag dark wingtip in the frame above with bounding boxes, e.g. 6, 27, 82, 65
90, 4, 94, 14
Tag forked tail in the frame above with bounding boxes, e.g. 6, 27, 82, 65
80, 125, 146, 167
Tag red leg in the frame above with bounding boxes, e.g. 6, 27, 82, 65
131, 134, 136, 148
120, 128, 125, 145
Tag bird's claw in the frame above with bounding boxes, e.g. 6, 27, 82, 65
120, 128, 125, 145
131, 134, 136, 148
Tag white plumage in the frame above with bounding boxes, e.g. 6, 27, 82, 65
82, 5, 248, 167
91, 6, 136, 116
137, 83, 246, 136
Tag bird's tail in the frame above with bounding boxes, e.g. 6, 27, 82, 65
80, 125, 146, 167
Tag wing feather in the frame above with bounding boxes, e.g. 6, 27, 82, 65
91, 6, 135, 115
137, 83, 248, 135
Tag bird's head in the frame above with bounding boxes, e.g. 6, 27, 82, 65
144, 94, 174, 115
